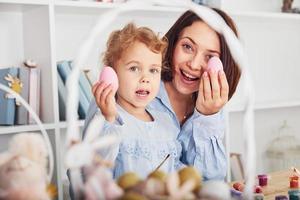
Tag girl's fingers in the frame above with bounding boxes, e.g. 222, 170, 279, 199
100, 84, 113, 106
95, 82, 107, 105
92, 82, 100, 96
219, 70, 229, 101
106, 88, 116, 105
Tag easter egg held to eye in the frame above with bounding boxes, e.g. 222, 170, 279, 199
98, 66, 119, 92
207, 56, 223, 72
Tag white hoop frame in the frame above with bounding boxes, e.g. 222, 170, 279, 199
0, 84, 54, 183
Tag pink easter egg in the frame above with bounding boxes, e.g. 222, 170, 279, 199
207, 56, 223, 72
98, 66, 119, 92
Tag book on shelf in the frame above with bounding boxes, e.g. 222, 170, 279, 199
28, 67, 40, 124
69, 61, 93, 102
57, 73, 67, 121
15, 67, 30, 125
0, 67, 19, 125
83, 68, 97, 87
57, 60, 90, 119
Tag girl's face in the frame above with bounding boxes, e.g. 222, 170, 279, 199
115, 41, 162, 111
172, 21, 221, 95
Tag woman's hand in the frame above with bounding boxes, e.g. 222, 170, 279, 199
92, 81, 117, 122
196, 69, 229, 115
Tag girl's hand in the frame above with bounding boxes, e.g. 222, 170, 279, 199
92, 81, 117, 122
196, 69, 229, 115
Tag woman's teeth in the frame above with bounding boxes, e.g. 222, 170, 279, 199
181, 70, 199, 81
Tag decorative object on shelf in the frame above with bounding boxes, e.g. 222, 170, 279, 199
4, 73, 23, 106
65, 0, 254, 199
24, 59, 37, 68
266, 120, 300, 172
282, 0, 300, 13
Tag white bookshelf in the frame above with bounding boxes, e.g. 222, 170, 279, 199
1, 0, 300, 198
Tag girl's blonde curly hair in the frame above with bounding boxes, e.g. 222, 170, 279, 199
103, 23, 168, 68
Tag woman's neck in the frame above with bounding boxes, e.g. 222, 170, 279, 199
164, 81, 193, 105
164, 81, 195, 124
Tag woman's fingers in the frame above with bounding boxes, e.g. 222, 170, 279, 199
209, 69, 221, 100
219, 70, 229, 102
196, 70, 229, 115
198, 75, 204, 102
202, 71, 212, 101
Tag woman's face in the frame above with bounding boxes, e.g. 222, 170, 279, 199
172, 21, 221, 95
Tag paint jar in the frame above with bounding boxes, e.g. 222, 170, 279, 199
290, 176, 299, 188
288, 189, 300, 200
275, 195, 288, 200
254, 194, 264, 200
257, 174, 268, 187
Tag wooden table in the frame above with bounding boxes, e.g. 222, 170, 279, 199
262, 168, 292, 199
231, 168, 299, 199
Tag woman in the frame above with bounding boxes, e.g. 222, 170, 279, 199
85, 8, 241, 181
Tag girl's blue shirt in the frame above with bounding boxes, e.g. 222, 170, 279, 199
83, 81, 227, 180
100, 105, 183, 179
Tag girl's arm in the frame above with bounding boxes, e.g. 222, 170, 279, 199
97, 117, 122, 162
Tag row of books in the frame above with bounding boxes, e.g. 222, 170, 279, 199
0, 65, 40, 125
0, 61, 94, 125
57, 60, 94, 120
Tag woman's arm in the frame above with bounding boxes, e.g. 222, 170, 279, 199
178, 109, 227, 181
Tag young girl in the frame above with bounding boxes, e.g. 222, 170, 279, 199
94, 23, 183, 179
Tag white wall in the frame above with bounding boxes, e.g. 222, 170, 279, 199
226, 11, 300, 175
229, 106, 300, 173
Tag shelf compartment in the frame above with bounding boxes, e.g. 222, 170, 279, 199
0, 4, 56, 123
